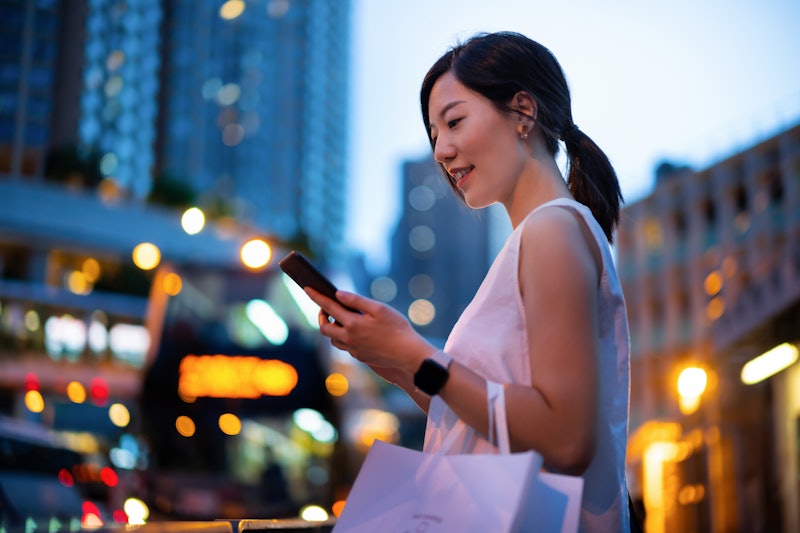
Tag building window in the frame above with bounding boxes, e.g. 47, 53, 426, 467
733, 184, 748, 215
701, 198, 716, 227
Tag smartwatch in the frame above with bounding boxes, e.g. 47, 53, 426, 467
413, 350, 453, 396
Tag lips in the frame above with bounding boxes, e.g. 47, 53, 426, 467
450, 166, 474, 189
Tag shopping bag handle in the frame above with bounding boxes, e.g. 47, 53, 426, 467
434, 379, 512, 455
487, 381, 511, 454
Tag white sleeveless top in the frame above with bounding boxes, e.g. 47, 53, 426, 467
423, 198, 631, 533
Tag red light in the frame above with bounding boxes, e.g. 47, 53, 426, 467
24, 373, 39, 391
82, 501, 100, 515
112, 509, 128, 524
58, 468, 74, 487
89, 377, 109, 406
100, 466, 118, 487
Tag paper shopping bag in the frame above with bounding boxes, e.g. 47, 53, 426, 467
332, 438, 547, 533
334, 381, 583, 532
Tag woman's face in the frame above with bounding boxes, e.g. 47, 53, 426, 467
427, 71, 526, 209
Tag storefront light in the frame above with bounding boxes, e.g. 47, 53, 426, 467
741, 342, 799, 385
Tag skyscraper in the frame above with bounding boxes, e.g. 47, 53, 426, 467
0, 0, 67, 177
78, 0, 162, 198
0, 0, 162, 194
387, 156, 495, 342
156, 0, 351, 265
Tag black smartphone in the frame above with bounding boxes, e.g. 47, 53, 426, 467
278, 250, 359, 313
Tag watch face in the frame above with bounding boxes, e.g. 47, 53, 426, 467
414, 359, 449, 396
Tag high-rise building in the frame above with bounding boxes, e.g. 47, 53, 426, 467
77, 0, 162, 198
0, 0, 69, 177
617, 123, 800, 532
0, 0, 162, 193
156, 0, 351, 265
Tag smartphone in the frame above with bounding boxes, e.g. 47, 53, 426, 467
278, 250, 359, 313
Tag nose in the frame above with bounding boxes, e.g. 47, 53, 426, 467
433, 134, 456, 165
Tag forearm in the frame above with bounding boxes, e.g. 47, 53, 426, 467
437, 361, 595, 474
399, 378, 432, 414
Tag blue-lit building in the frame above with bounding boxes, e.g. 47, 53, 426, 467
386, 155, 501, 343
78, 0, 162, 199
0, 0, 62, 176
156, 0, 352, 266
0, 0, 161, 194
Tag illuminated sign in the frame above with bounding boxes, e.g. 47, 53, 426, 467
178, 354, 299, 400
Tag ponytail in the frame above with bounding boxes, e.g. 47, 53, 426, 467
561, 126, 623, 243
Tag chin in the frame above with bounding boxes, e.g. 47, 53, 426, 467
464, 194, 493, 210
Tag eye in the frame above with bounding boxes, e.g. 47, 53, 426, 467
447, 117, 462, 129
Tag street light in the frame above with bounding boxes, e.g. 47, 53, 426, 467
677, 366, 708, 415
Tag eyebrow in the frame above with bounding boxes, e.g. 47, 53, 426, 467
429, 100, 466, 135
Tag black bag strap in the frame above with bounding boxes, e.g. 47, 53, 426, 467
628, 491, 644, 533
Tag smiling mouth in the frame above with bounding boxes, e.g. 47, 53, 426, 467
451, 166, 474, 188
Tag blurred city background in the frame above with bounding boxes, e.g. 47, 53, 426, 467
0, 0, 798, 532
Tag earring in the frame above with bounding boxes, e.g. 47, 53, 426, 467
520, 132, 528, 140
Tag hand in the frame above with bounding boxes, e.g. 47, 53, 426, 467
304, 288, 434, 375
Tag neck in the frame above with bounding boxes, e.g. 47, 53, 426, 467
504, 155, 571, 229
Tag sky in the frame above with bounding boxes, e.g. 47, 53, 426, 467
345, 0, 800, 271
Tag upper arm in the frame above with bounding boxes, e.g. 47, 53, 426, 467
517, 207, 602, 456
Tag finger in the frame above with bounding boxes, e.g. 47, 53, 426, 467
331, 339, 349, 352
319, 316, 348, 341
306, 287, 354, 324
317, 310, 330, 329
335, 291, 382, 315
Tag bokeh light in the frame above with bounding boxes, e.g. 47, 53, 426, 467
408, 299, 435, 326
25, 390, 44, 413
300, 505, 329, 522
132, 242, 161, 270
162, 272, 183, 296
82, 257, 101, 282
24, 390, 44, 413
67, 381, 87, 403
123, 498, 149, 525
325, 373, 349, 396
175, 415, 196, 437
181, 207, 205, 235
219, 413, 242, 435
240, 238, 272, 270
109, 403, 131, 427
219, 0, 245, 20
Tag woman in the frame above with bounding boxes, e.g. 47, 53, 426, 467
306, 31, 631, 532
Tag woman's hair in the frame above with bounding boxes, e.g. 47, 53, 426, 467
420, 31, 623, 242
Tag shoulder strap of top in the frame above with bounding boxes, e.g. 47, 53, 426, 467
527, 197, 608, 246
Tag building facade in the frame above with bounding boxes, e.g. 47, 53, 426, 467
0, 0, 73, 177
156, 0, 351, 266
618, 123, 800, 532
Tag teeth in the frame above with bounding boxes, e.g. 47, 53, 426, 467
453, 168, 470, 180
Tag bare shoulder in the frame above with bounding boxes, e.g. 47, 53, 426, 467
519, 203, 601, 285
